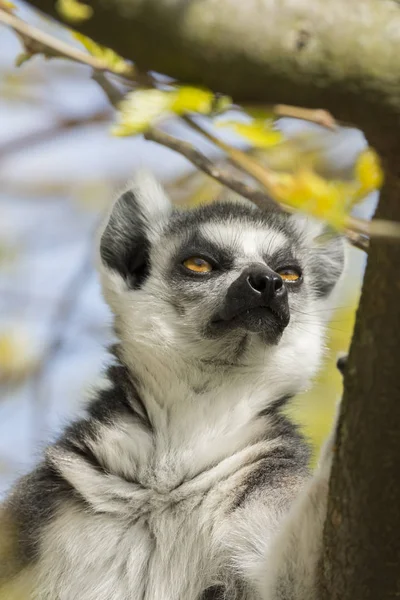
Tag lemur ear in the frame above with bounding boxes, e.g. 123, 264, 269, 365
289, 214, 345, 298
99, 171, 172, 288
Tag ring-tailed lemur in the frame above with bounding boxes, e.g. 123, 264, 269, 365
0, 173, 345, 600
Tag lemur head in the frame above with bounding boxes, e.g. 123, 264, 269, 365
98, 172, 344, 395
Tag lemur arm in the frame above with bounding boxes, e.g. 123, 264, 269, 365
256, 445, 333, 600
250, 361, 344, 600
224, 412, 338, 600
261, 418, 337, 600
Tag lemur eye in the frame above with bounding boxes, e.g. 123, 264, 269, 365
277, 267, 302, 283
183, 257, 213, 273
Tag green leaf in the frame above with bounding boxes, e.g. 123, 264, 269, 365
15, 52, 32, 67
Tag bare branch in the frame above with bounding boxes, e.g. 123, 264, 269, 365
144, 127, 276, 211
344, 230, 370, 252
91, 71, 125, 106
0, 110, 111, 161
348, 216, 400, 242
243, 104, 338, 130
181, 115, 279, 191
273, 105, 337, 130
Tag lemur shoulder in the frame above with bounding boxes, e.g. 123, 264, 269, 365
0, 173, 345, 600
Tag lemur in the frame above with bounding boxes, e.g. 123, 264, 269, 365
0, 173, 345, 600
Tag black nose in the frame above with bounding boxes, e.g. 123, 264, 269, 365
213, 263, 290, 333
247, 269, 283, 295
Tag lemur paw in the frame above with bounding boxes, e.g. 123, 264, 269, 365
336, 353, 347, 377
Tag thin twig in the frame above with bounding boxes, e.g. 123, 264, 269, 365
239, 103, 337, 129
344, 229, 370, 252
144, 128, 276, 210
0, 110, 111, 160
274, 104, 337, 129
349, 216, 400, 242
91, 72, 124, 106
0, 7, 135, 77
182, 114, 280, 191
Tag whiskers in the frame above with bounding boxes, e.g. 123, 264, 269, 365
289, 304, 355, 338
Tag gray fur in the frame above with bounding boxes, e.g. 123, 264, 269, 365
2, 172, 345, 599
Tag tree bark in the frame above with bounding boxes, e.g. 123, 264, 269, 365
320, 135, 400, 599
25, 1, 400, 596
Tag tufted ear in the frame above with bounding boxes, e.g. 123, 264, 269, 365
289, 214, 345, 298
99, 171, 172, 289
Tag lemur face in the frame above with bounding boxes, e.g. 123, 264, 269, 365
99, 173, 344, 364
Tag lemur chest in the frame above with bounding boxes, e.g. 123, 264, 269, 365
42, 487, 226, 600
44, 421, 281, 598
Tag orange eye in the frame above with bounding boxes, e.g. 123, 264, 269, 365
278, 268, 301, 283
183, 257, 213, 273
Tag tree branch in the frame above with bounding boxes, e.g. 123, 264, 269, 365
144, 127, 276, 211
0, 6, 135, 77
0, 110, 111, 160
26, 0, 400, 138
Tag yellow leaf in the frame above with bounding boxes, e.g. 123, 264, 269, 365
170, 86, 231, 115
218, 120, 283, 148
112, 89, 173, 136
0, 0, 16, 12
111, 85, 230, 137
56, 0, 93, 23
0, 329, 38, 384
268, 169, 351, 229
353, 148, 384, 203
171, 87, 214, 114
72, 31, 132, 74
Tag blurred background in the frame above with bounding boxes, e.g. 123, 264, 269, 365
0, 2, 378, 496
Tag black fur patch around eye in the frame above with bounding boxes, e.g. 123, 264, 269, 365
174, 232, 235, 272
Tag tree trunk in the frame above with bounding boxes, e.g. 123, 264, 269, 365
321, 131, 400, 598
